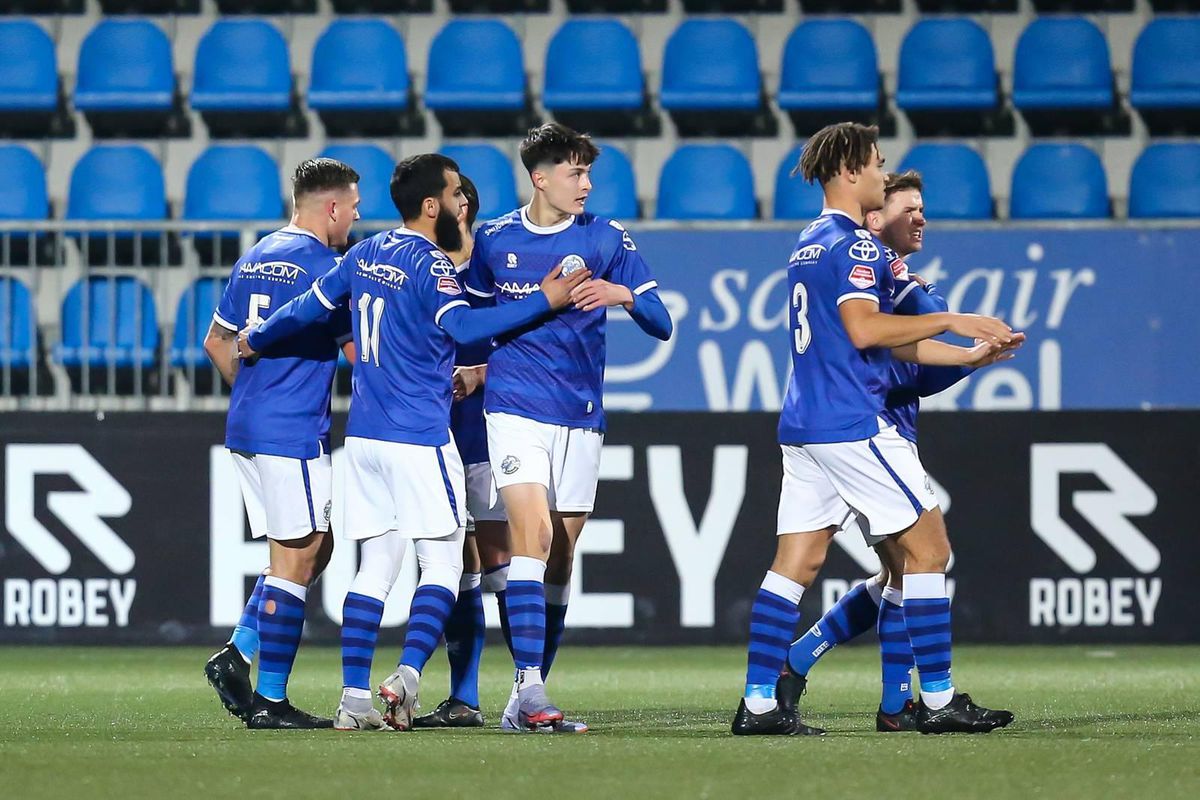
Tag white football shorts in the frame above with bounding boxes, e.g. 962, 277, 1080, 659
341, 435, 466, 541
230, 448, 332, 541
485, 411, 603, 513
465, 460, 507, 526
777, 423, 938, 540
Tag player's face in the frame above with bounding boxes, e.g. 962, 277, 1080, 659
856, 145, 887, 213
328, 184, 361, 250
536, 159, 592, 217
878, 189, 925, 256
432, 170, 467, 253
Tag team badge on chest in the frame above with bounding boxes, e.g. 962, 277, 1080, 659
560, 254, 587, 275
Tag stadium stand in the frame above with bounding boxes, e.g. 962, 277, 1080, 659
0, 19, 73, 138
331, 1, 432, 11
319, 144, 396, 222
98, 2, 200, 12
67, 145, 169, 265
183, 145, 282, 263
424, 20, 533, 136
56, 275, 159, 394
898, 143, 994, 220
0, 145, 49, 223
1128, 143, 1200, 219
656, 145, 756, 221
1010, 143, 1109, 219
1131, 18, 1200, 135
441, 144, 520, 222
0, 276, 36, 371
586, 144, 640, 220
778, 20, 890, 136
170, 275, 228, 394
773, 146, 826, 221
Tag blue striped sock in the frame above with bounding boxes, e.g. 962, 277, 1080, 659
744, 573, 803, 700
878, 594, 915, 714
787, 580, 879, 676
400, 585, 457, 674
341, 592, 385, 691
541, 602, 568, 681
905, 595, 954, 697
256, 578, 307, 702
445, 579, 485, 708
506, 581, 546, 672
229, 573, 266, 662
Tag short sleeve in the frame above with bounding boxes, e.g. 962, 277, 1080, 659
602, 220, 656, 296
464, 230, 495, 300
312, 255, 353, 310
213, 262, 242, 331
833, 233, 889, 307
419, 249, 470, 327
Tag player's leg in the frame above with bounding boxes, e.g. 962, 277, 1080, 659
873, 536, 918, 731
476, 520, 513, 657
543, 511, 585, 682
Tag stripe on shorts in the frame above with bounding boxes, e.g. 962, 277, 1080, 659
867, 440, 922, 516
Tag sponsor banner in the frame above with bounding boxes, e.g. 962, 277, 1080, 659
0, 412, 1195, 644
607, 227, 1200, 412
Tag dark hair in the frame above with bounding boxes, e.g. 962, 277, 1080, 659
390, 153, 460, 221
884, 169, 923, 197
459, 174, 480, 228
793, 123, 880, 186
519, 122, 599, 172
292, 158, 359, 200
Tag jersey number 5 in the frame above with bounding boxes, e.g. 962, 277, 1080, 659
358, 292, 384, 367
792, 283, 812, 355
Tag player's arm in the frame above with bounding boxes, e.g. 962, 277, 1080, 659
440, 264, 591, 345
203, 320, 240, 386
241, 260, 352, 358
892, 334, 1025, 367
894, 276, 948, 316
913, 365, 973, 396
572, 225, 673, 340
840, 300, 1014, 350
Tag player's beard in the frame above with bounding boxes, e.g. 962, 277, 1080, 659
434, 204, 463, 253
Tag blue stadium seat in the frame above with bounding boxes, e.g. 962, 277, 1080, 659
0, 20, 57, 112
773, 145, 826, 221
171, 277, 228, 368
1010, 144, 1108, 219
0, 145, 48, 220
897, 19, 996, 111
1131, 18, 1200, 130
425, 21, 524, 111
1013, 16, 1112, 115
56, 276, 158, 368
661, 20, 760, 111
67, 145, 166, 222
309, 20, 408, 111
320, 144, 395, 221
543, 20, 643, 111
75, 19, 173, 112
184, 146, 282, 221
779, 20, 877, 112
0, 276, 36, 369
586, 144, 639, 219
656, 145, 756, 220
898, 143, 992, 220
441, 144, 518, 222
191, 20, 290, 112
1128, 144, 1200, 219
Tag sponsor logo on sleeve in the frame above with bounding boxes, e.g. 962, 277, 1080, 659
436, 276, 463, 296
890, 256, 910, 281
848, 265, 877, 289
848, 239, 881, 262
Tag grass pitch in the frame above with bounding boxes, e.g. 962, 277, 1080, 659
1, 645, 1196, 799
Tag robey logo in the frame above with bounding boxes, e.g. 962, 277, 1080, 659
3, 445, 137, 627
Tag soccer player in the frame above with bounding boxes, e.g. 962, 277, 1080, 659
238, 154, 589, 731
202, 157, 361, 729
785, 169, 992, 732
464, 123, 673, 732
732, 123, 1019, 736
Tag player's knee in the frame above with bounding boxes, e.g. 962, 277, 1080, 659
481, 564, 509, 593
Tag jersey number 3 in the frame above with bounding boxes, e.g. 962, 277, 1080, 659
792, 283, 812, 355
358, 292, 384, 367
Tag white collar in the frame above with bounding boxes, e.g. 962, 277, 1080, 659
820, 208, 862, 224
393, 225, 438, 248
520, 204, 574, 235
279, 223, 325, 244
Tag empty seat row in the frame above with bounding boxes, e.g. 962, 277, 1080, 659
2, 17, 1197, 131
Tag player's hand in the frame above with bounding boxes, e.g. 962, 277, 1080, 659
539, 263, 591, 310
452, 365, 486, 401
965, 332, 1026, 368
237, 322, 260, 361
946, 313, 1015, 347
911, 273, 929, 287
571, 278, 633, 312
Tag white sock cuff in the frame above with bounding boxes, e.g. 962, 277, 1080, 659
481, 564, 509, 593
881, 585, 903, 606
904, 572, 947, 600
508, 556, 546, 584
348, 574, 391, 603
761, 571, 805, 605
460, 572, 482, 592
263, 575, 307, 601
544, 583, 570, 605
863, 575, 885, 605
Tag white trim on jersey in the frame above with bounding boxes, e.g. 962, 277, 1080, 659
893, 281, 921, 307
435, 299, 470, 326
279, 224, 325, 244
212, 311, 238, 332
466, 285, 495, 299
820, 208, 861, 224
837, 292, 880, 306
633, 280, 658, 295
313, 282, 337, 310
520, 205, 574, 235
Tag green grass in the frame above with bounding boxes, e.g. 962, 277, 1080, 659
0, 645, 1197, 799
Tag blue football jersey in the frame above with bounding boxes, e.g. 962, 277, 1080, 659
450, 265, 492, 466
310, 227, 470, 447
465, 207, 657, 431
215, 225, 350, 459
778, 210, 897, 445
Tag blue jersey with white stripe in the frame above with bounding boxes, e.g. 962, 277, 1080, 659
465, 207, 657, 431
215, 226, 350, 459
450, 267, 491, 466
778, 211, 896, 445
311, 227, 469, 447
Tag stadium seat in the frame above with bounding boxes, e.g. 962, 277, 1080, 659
681, 0, 782, 10
585, 144, 639, 219
320, 144, 396, 222
1013, 17, 1122, 135
543, 20, 648, 136
309, 20, 422, 138
897, 19, 1006, 136
0, 276, 36, 370
171, 277, 228, 369
656, 145, 756, 221
447, 0, 549, 10
75, 19, 185, 138
916, 1, 1015, 11
1010, 144, 1108, 219
778, 20, 891, 135
565, 0, 667, 10
0, 20, 72, 138
185, 146, 282, 264
441, 144, 519, 222
332, 1, 431, 12
898, 144, 993, 220
67, 145, 169, 265
98, 1, 200, 12
1131, 19, 1200, 135
773, 145, 827, 221
214, 0, 316, 12
56, 276, 159, 369
1032, 1, 1132, 12
191, 20, 302, 138
0, 145, 48, 221
1128, 144, 1200, 219
425, 21, 531, 136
